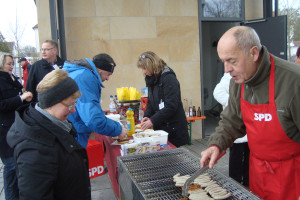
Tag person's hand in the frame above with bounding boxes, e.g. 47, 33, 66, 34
140, 117, 153, 131
118, 127, 127, 139
200, 145, 221, 169
21, 91, 33, 102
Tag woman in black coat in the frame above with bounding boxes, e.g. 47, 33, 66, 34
7, 69, 91, 200
137, 51, 189, 147
0, 54, 32, 200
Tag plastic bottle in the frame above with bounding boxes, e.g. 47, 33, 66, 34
109, 95, 116, 113
189, 99, 193, 117
139, 106, 144, 122
126, 108, 135, 136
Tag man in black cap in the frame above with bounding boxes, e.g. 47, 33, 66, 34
18, 57, 31, 88
62, 53, 127, 148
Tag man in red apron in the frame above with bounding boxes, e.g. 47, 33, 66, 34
200, 26, 300, 200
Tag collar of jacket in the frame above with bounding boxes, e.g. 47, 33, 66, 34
65, 58, 104, 88
0, 71, 22, 88
244, 46, 271, 87
12, 104, 82, 152
41, 56, 64, 68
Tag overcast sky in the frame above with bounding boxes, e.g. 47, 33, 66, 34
0, 0, 37, 48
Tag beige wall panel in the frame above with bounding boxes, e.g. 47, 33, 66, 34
64, 0, 95, 17
37, 19, 52, 46
66, 41, 89, 60
150, 0, 198, 16
66, 17, 109, 41
110, 17, 156, 39
157, 17, 199, 38
131, 39, 169, 63
89, 40, 132, 65
169, 38, 200, 61
95, 0, 149, 16
245, 0, 263, 20
171, 61, 202, 139
36, 0, 50, 20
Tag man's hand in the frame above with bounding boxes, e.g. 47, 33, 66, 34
118, 127, 127, 139
140, 117, 153, 131
200, 146, 221, 169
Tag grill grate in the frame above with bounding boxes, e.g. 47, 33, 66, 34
118, 148, 261, 200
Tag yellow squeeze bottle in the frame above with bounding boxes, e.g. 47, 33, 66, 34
126, 108, 135, 136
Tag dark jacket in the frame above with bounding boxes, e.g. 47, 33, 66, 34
0, 71, 23, 157
26, 56, 64, 102
144, 66, 189, 147
7, 104, 91, 200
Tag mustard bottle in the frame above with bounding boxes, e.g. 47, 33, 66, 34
126, 108, 135, 136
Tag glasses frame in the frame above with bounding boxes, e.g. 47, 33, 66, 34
61, 101, 77, 111
40, 47, 54, 52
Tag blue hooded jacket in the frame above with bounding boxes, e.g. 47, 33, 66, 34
63, 58, 121, 147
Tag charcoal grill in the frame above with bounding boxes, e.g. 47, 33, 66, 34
118, 148, 261, 200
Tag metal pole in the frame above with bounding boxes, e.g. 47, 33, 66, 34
57, 0, 67, 60
49, 0, 58, 42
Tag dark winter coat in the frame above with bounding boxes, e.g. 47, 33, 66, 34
0, 71, 23, 158
144, 66, 189, 147
7, 104, 91, 200
26, 56, 64, 102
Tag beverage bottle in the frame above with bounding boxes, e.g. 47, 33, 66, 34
192, 106, 196, 117
184, 99, 189, 117
139, 106, 144, 122
197, 107, 202, 117
109, 95, 116, 113
189, 99, 193, 117
126, 108, 135, 136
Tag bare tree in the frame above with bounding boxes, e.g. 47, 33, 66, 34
203, 0, 241, 18
279, 0, 300, 57
6, 4, 26, 78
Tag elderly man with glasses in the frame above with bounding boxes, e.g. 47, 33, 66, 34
26, 40, 64, 102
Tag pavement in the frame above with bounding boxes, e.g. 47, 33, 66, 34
0, 138, 229, 200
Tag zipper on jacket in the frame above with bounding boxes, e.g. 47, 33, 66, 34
245, 84, 255, 103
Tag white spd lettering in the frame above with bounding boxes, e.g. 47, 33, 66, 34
89, 166, 104, 177
254, 113, 272, 121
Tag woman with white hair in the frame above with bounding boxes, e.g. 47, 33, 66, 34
7, 69, 91, 200
0, 53, 32, 200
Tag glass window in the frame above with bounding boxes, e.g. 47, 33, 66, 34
202, 0, 242, 18
278, 0, 300, 61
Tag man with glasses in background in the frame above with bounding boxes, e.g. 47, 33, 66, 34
26, 40, 64, 102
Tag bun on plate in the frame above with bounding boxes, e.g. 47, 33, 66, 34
117, 137, 130, 144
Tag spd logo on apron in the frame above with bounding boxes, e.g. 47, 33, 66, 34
254, 113, 272, 121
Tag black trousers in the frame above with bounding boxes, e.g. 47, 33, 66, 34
229, 142, 250, 187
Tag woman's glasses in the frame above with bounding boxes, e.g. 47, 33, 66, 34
61, 101, 77, 111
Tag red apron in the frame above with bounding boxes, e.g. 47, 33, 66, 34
240, 54, 300, 200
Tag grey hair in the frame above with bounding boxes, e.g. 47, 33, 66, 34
0, 53, 13, 70
233, 27, 262, 54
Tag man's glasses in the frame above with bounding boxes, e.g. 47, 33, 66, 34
40, 47, 54, 52
61, 101, 77, 111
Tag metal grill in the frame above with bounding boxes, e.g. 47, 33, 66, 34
118, 148, 261, 200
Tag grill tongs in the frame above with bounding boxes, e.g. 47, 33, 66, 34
182, 151, 226, 197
